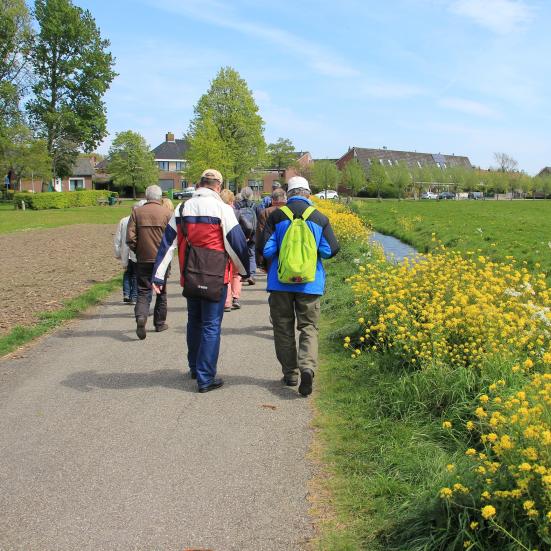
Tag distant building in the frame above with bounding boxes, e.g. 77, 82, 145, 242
336, 146, 472, 172
537, 167, 551, 177
152, 132, 189, 191
247, 151, 313, 194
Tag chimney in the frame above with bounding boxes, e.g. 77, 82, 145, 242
166, 132, 175, 142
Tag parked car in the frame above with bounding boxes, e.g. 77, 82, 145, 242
420, 191, 438, 199
315, 190, 339, 199
468, 191, 484, 200
173, 186, 195, 199
438, 191, 456, 200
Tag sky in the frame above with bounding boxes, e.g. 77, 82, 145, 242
78, 0, 551, 174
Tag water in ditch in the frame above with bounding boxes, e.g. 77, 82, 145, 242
369, 231, 419, 263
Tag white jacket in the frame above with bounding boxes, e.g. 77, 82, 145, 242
114, 216, 137, 268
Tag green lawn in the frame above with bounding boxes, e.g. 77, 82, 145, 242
0, 202, 136, 234
354, 199, 551, 275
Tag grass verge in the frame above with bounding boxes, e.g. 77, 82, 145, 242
0, 275, 122, 357
313, 244, 463, 550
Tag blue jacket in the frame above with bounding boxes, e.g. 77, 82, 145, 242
260, 196, 340, 295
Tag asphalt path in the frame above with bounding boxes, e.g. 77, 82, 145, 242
0, 274, 314, 551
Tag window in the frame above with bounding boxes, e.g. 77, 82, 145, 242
247, 179, 263, 190
69, 178, 84, 191
174, 161, 185, 171
157, 161, 169, 171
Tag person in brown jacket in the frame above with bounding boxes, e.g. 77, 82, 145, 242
255, 187, 286, 270
126, 185, 172, 339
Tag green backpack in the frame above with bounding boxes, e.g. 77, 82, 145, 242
278, 205, 318, 284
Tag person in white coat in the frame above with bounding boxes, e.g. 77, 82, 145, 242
114, 205, 142, 303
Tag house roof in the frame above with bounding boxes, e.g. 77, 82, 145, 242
72, 157, 95, 176
537, 167, 551, 177
348, 147, 472, 170
152, 138, 189, 160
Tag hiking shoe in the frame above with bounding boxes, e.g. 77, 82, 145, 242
136, 317, 147, 340
198, 379, 224, 393
155, 324, 168, 332
282, 376, 298, 386
298, 369, 314, 397
247, 277, 256, 285
232, 298, 241, 309
123, 296, 131, 303
190, 371, 197, 380
224, 306, 232, 312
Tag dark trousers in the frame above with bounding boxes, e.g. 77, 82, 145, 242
186, 286, 228, 389
268, 291, 321, 378
135, 262, 167, 327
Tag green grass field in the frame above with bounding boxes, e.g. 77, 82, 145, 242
354, 199, 551, 275
0, 202, 137, 234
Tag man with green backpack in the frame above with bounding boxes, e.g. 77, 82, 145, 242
259, 176, 340, 396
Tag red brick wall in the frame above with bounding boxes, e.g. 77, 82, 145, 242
336, 149, 355, 171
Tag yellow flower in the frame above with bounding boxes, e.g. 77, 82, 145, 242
466, 421, 475, 431
523, 500, 535, 510
442, 421, 452, 430
469, 521, 479, 530
479, 394, 489, 403
446, 464, 455, 472
481, 505, 496, 519
344, 336, 351, 343
439, 487, 453, 499
518, 462, 532, 472
475, 407, 487, 419
481, 491, 491, 500
464, 541, 472, 549
358, 317, 365, 324
465, 448, 477, 456
524, 358, 534, 369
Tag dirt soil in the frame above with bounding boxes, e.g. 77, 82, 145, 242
0, 224, 122, 336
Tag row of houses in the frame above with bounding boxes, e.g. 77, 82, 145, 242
14, 131, 548, 195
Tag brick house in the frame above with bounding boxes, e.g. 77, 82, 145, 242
246, 151, 313, 195
16, 156, 95, 193
152, 132, 189, 192
336, 146, 472, 172
537, 167, 551, 177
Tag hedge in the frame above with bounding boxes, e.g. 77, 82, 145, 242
13, 190, 114, 210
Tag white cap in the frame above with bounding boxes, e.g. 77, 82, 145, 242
287, 176, 310, 192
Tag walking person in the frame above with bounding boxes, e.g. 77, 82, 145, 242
258, 181, 282, 210
255, 187, 286, 271
235, 186, 257, 285
220, 189, 243, 312
259, 176, 340, 396
151, 169, 250, 393
114, 209, 138, 304
126, 185, 172, 339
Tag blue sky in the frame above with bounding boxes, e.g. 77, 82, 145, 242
78, 0, 551, 174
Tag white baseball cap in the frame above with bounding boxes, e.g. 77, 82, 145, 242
287, 176, 310, 192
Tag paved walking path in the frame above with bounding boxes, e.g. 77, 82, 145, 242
0, 274, 314, 550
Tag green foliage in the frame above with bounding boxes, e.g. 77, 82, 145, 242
386, 162, 411, 199
367, 160, 390, 199
266, 137, 297, 173
340, 158, 366, 196
107, 130, 158, 198
13, 189, 112, 209
186, 66, 265, 187
27, 0, 116, 178
312, 160, 340, 190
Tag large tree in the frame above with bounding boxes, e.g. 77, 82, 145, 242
368, 160, 390, 200
27, 0, 116, 179
186, 67, 265, 188
341, 158, 366, 196
267, 137, 296, 177
387, 162, 410, 199
494, 152, 518, 173
107, 130, 158, 199
311, 160, 340, 194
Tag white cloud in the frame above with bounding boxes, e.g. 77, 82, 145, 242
439, 97, 500, 118
145, 0, 360, 78
450, 0, 534, 34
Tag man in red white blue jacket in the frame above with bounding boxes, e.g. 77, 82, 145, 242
151, 169, 250, 393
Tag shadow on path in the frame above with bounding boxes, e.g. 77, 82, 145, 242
61, 369, 302, 399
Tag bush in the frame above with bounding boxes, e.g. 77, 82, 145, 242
13, 190, 114, 209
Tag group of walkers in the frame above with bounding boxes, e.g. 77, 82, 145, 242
114, 170, 340, 396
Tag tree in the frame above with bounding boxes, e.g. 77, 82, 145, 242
186, 67, 265, 188
494, 152, 518, 173
311, 160, 340, 194
1, 123, 51, 189
267, 137, 296, 177
27, 0, 116, 179
108, 131, 158, 199
369, 160, 390, 200
0, 0, 32, 126
340, 158, 366, 196
387, 162, 410, 199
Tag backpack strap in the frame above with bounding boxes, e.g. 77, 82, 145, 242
280, 205, 316, 221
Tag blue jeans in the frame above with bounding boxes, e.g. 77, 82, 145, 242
186, 286, 228, 388
247, 240, 257, 277
123, 260, 137, 300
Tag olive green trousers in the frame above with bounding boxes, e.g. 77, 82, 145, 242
268, 291, 321, 379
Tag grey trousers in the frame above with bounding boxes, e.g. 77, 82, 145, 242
268, 291, 321, 378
